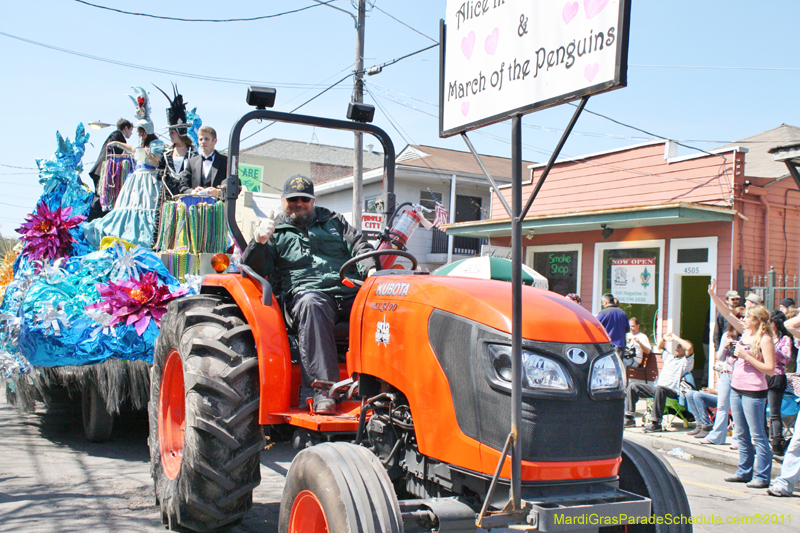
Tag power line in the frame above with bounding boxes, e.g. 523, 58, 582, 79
373, 6, 438, 43
0, 30, 351, 88
239, 73, 353, 145
362, 43, 438, 75
73, 0, 329, 22
0, 163, 37, 170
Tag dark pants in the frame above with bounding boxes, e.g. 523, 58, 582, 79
289, 291, 354, 397
625, 382, 678, 423
768, 374, 787, 442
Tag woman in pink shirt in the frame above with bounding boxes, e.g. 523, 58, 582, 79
709, 280, 775, 488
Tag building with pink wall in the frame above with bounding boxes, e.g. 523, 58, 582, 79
447, 125, 800, 379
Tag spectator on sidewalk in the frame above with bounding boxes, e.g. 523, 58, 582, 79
624, 332, 693, 433
745, 293, 762, 309
779, 298, 795, 315
768, 310, 793, 455
713, 290, 741, 358
709, 279, 775, 489
699, 307, 745, 446
685, 386, 717, 439
623, 317, 650, 368
596, 293, 629, 358
768, 313, 800, 497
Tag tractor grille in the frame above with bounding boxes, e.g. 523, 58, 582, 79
428, 310, 623, 463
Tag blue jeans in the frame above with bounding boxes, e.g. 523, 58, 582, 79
685, 390, 717, 426
771, 414, 800, 495
730, 390, 772, 483
705, 373, 732, 445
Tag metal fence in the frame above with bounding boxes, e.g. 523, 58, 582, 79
431, 229, 486, 256
737, 266, 799, 310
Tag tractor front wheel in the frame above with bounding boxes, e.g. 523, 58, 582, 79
279, 442, 404, 533
149, 295, 264, 532
614, 438, 693, 533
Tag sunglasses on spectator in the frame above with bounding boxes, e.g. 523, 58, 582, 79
287, 197, 312, 203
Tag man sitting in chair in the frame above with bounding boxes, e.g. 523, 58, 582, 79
624, 332, 694, 433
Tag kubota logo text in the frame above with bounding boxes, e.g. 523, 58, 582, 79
375, 283, 410, 297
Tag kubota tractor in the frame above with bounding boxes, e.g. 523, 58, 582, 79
149, 97, 692, 532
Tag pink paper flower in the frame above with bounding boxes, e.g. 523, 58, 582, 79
16, 201, 85, 263
87, 271, 187, 336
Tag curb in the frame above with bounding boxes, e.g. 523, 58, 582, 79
624, 429, 740, 469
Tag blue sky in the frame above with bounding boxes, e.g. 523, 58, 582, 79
1, 1, 799, 236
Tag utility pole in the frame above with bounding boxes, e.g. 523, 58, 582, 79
352, 0, 366, 227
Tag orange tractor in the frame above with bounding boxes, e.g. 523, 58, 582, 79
149, 95, 691, 532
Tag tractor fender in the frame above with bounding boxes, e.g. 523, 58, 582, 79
201, 273, 291, 424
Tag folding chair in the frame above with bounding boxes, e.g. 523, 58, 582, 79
644, 372, 695, 429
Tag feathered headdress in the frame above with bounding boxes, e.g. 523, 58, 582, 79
128, 86, 154, 135
154, 83, 201, 146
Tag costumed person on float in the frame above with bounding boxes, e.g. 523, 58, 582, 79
155, 84, 201, 198
84, 86, 166, 249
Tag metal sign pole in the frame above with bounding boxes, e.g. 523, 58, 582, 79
510, 114, 523, 509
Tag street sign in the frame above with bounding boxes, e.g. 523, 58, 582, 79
238, 163, 264, 192
361, 213, 384, 236
439, 0, 630, 137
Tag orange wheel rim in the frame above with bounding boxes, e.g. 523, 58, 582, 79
289, 490, 328, 533
158, 349, 185, 480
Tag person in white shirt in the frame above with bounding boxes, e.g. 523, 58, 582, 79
623, 317, 651, 368
624, 333, 693, 432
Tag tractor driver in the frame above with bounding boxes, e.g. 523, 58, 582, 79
241, 175, 379, 415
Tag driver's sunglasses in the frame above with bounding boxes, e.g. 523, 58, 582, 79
287, 197, 312, 203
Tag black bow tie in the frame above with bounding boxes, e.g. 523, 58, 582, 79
203, 154, 214, 162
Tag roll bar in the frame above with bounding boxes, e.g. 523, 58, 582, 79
225, 110, 397, 251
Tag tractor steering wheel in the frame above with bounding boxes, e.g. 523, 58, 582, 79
339, 249, 419, 287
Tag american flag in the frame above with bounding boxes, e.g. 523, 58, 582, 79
433, 199, 449, 229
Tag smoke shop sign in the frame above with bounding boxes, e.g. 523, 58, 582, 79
612, 258, 655, 305
440, 0, 630, 136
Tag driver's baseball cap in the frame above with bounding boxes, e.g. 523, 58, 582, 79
725, 290, 740, 299
283, 175, 315, 199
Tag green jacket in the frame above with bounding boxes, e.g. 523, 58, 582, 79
242, 207, 379, 300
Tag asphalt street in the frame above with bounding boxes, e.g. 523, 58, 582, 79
0, 388, 798, 532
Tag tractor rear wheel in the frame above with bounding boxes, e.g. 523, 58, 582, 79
149, 294, 264, 532
279, 442, 404, 533
82, 379, 114, 442
614, 438, 693, 533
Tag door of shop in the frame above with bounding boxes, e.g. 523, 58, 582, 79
679, 276, 711, 387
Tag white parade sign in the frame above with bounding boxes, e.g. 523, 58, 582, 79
439, 0, 630, 137
612, 258, 655, 305
361, 213, 385, 234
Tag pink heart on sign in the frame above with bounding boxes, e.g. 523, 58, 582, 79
584, 63, 599, 82
461, 101, 470, 117
562, 2, 579, 24
484, 27, 499, 55
461, 31, 475, 60
584, 0, 609, 19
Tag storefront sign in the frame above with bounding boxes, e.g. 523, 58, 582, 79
480, 244, 512, 259
238, 164, 264, 192
440, 0, 631, 136
612, 258, 655, 305
532, 250, 578, 295
361, 213, 384, 234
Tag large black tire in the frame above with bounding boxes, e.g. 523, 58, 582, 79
278, 442, 403, 533
615, 438, 693, 533
82, 378, 114, 442
149, 294, 265, 532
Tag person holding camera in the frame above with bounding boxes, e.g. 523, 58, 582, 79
709, 279, 775, 489
623, 317, 651, 368
698, 307, 744, 446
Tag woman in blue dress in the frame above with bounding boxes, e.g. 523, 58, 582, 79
85, 87, 164, 249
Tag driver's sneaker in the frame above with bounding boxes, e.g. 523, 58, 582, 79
313, 393, 336, 415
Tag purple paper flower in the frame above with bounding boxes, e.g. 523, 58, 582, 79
87, 271, 187, 336
16, 201, 85, 263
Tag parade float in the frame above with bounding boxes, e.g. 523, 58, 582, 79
0, 110, 213, 442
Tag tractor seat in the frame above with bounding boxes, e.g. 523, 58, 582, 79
279, 295, 350, 363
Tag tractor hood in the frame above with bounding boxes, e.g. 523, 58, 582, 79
362, 274, 608, 344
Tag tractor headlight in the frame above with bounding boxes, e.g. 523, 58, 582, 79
589, 352, 625, 396
487, 344, 573, 392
